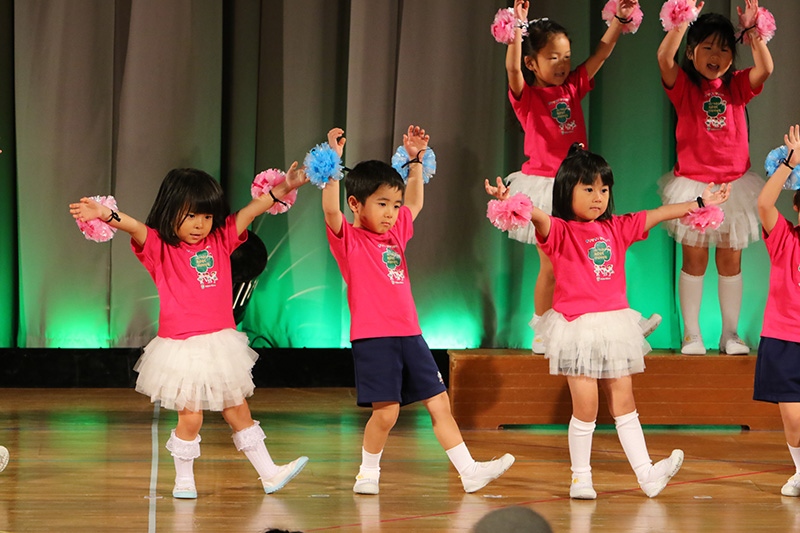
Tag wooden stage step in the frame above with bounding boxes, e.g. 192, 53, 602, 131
448, 349, 783, 430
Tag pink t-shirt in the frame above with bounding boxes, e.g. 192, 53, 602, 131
132, 214, 246, 339
510, 64, 594, 178
326, 206, 422, 341
665, 68, 762, 183
537, 212, 648, 321
761, 216, 800, 343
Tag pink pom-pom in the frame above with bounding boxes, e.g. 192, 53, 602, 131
602, 0, 644, 34
659, 0, 699, 32
491, 8, 523, 45
76, 195, 118, 243
680, 205, 725, 234
740, 7, 776, 44
487, 193, 533, 232
251, 168, 297, 215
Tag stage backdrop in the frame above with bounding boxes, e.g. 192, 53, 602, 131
1, 0, 799, 351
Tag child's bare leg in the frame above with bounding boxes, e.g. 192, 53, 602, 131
175, 409, 203, 440
423, 392, 515, 493
221, 400, 254, 432
363, 401, 400, 453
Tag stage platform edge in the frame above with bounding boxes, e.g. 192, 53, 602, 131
448, 349, 782, 430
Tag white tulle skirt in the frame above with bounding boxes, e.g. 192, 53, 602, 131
535, 308, 650, 379
504, 171, 553, 244
134, 329, 258, 412
658, 170, 763, 249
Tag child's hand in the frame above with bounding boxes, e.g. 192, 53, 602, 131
284, 161, 309, 190
69, 197, 103, 222
403, 125, 430, 160
701, 183, 731, 206
513, 0, 529, 22
737, 0, 758, 29
785, 125, 800, 168
617, 0, 638, 19
484, 177, 510, 201
327, 127, 346, 158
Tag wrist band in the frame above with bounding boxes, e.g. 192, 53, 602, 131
269, 189, 288, 207
106, 210, 120, 223
615, 14, 633, 24
696, 197, 705, 209
402, 155, 423, 168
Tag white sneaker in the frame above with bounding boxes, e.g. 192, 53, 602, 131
681, 334, 706, 355
460, 454, 515, 493
720, 335, 749, 355
640, 314, 662, 338
261, 456, 308, 494
640, 450, 684, 498
570, 476, 597, 500
532, 336, 545, 354
172, 478, 197, 499
782, 473, 800, 496
353, 472, 380, 495
0, 446, 8, 473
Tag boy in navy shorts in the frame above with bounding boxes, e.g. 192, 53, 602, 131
321, 125, 514, 495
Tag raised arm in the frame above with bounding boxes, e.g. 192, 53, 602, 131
403, 125, 429, 221
738, 0, 774, 89
506, 0, 530, 98
583, 0, 638, 80
484, 176, 551, 238
758, 125, 800, 234
235, 161, 308, 235
322, 127, 346, 235
644, 181, 730, 231
657, 1, 703, 88
69, 198, 148, 247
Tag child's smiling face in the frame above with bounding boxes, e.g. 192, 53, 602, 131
688, 34, 733, 81
526, 33, 572, 87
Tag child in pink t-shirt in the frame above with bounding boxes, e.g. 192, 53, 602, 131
754, 124, 800, 497
321, 125, 514, 495
69, 166, 309, 499
486, 142, 729, 499
656, 0, 774, 355
502, 0, 658, 352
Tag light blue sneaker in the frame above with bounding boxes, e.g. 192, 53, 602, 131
172, 479, 197, 499
262, 456, 309, 494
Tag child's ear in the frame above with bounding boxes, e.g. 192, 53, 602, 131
685, 47, 693, 61
523, 56, 537, 73
347, 195, 360, 213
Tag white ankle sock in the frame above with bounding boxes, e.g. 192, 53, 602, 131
166, 430, 201, 485
360, 447, 382, 476
615, 411, 652, 482
718, 273, 743, 339
568, 416, 596, 478
445, 442, 476, 475
679, 271, 704, 337
788, 443, 800, 474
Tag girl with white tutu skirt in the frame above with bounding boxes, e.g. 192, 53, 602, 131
486, 143, 730, 499
69, 166, 310, 499
656, 0, 774, 354
499, 0, 659, 352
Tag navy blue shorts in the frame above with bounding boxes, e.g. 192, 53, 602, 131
754, 336, 800, 403
351, 335, 447, 407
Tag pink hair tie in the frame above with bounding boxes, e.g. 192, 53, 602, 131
487, 193, 533, 232
251, 168, 297, 215
680, 204, 724, 234
659, 0, 700, 32
76, 195, 118, 242
602, 0, 644, 34
491, 7, 527, 45
738, 7, 776, 44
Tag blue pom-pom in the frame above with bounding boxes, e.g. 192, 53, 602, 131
765, 145, 800, 190
304, 143, 343, 189
391, 146, 436, 184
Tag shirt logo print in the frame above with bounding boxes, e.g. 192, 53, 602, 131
550, 100, 577, 135
703, 94, 727, 131
587, 241, 614, 281
190, 249, 218, 289
382, 246, 405, 285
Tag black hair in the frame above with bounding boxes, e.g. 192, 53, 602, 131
344, 160, 406, 206
793, 190, 800, 211
552, 143, 615, 222
681, 13, 738, 87
145, 168, 230, 246
521, 19, 571, 86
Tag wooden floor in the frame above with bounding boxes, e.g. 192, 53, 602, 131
0, 388, 799, 532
